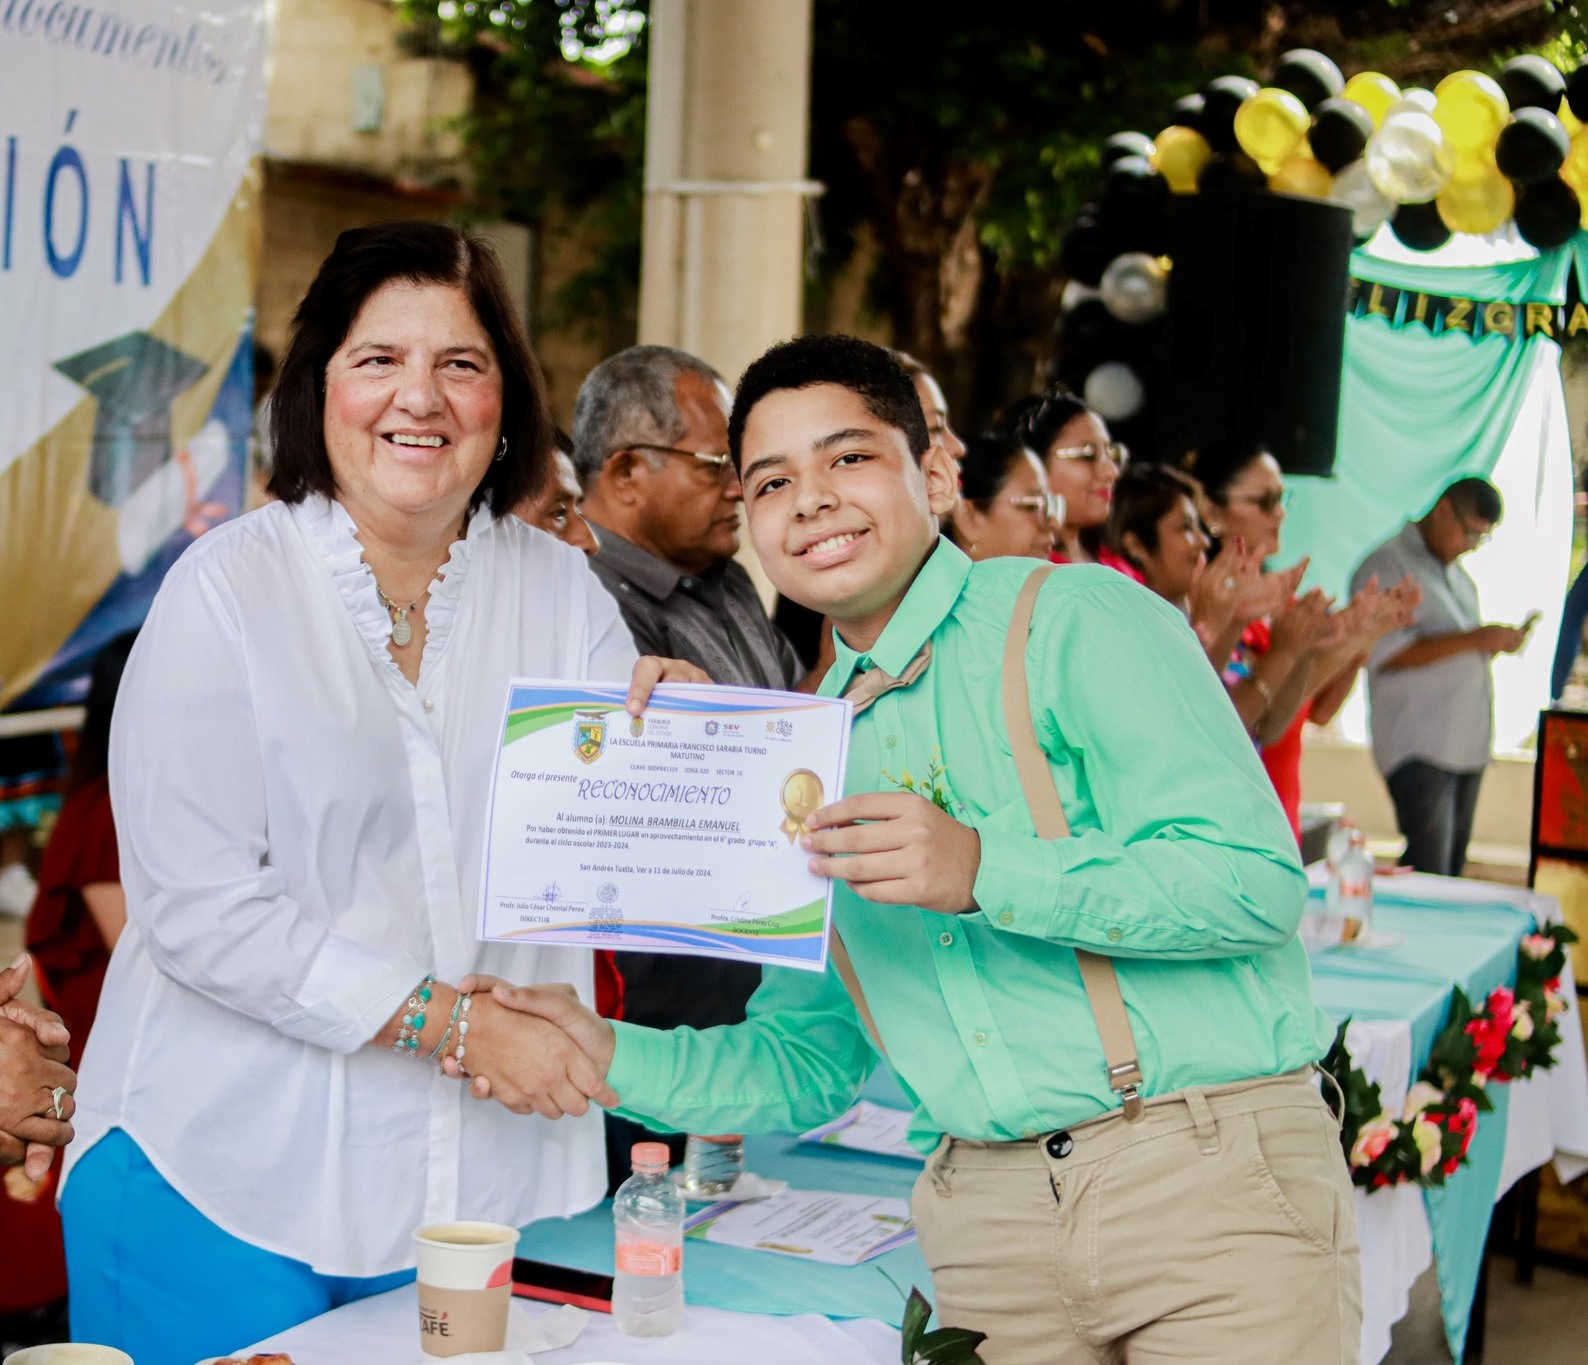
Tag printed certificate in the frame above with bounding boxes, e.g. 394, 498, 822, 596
479, 681, 852, 970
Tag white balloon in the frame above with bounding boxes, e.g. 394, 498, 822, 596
1083, 362, 1145, 421
1384, 87, 1437, 119
1098, 251, 1169, 324
1061, 278, 1100, 311
1330, 159, 1394, 236
1364, 110, 1452, 203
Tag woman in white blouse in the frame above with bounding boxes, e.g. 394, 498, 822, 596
59, 222, 701, 1363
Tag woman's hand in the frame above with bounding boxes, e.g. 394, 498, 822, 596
626, 656, 712, 717
443, 982, 617, 1118
0, 1014, 77, 1180
1269, 587, 1335, 658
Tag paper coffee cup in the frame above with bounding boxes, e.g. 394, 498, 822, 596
413, 1220, 519, 1357
4, 1348, 135, 1364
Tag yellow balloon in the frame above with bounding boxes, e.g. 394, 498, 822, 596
1342, 71, 1401, 127
1268, 151, 1332, 198
1435, 162, 1515, 235
1559, 97, 1584, 139
1152, 124, 1212, 194
1233, 87, 1310, 172
1432, 71, 1509, 154
1564, 128, 1588, 193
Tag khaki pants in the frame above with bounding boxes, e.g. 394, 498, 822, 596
911, 1071, 1362, 1364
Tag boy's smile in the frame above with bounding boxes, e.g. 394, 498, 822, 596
739, 384, 957, 650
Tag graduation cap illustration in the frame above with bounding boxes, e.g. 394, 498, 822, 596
54, 330, 209, 509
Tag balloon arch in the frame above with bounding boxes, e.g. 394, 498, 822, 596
1055, 50, 1588, 433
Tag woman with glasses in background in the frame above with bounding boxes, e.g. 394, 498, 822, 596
946, 432, 1061, 562
1011, 386, 1137, 576
1198, 441, 1419, 842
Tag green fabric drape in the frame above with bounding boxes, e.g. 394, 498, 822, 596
1284, 234, 1580, 599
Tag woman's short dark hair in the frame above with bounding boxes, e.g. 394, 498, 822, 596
1008, 385, 1091, 459
958, 432, 1034, 504
267, 221, 552, 513
1109, 463, 1203, 566
1185, 438, 1271, 506
728, 335, 929, 469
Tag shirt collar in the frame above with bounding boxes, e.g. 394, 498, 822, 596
819, 537, 972, 696
591, 526, 683, 601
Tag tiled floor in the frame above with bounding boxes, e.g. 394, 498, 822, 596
1385, 1256, 1588, 1364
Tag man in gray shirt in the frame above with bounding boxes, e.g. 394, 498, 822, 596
570, 345, 804, 1035
1352, 477, 1531, 875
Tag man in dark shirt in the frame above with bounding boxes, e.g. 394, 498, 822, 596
571, 345, 803, 1038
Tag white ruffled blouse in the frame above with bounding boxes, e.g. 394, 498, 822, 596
64, 495, 638, 1276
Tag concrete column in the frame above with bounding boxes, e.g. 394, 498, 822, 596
640, 0, 816, 387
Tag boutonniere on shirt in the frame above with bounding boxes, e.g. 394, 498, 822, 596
883, 749, 957, 816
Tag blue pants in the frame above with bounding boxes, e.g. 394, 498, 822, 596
60, 1129, 412, 1365
1385, 759, 1485, 878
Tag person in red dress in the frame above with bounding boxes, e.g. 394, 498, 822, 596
26, 632, 139, 1068
1193, 443, 1418, 841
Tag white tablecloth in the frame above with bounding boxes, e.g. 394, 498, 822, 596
245, 1291, 899, 1364
1327, 873, 1588, 1363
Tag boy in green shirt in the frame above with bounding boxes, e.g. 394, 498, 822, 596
466, 336, 1360, 1363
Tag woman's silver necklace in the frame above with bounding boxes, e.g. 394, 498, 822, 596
375, 584, 419, 647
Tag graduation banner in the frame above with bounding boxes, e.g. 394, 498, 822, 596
1, 0, 268, 709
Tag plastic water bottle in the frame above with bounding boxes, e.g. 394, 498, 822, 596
682, 1133, 744, 1195
1334, 827, 1375, 944
613, 1141, 684, 1336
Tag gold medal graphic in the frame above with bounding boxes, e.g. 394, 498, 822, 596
780, 769, 824, 844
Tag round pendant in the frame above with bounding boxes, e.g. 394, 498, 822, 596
391, 614, 413, 647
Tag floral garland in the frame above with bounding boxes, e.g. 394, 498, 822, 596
1322, 922, 1577, 1192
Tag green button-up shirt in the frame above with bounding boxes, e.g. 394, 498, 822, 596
608, 540, 1331, 1148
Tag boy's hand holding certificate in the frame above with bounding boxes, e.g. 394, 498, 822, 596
480, 681, 851, 969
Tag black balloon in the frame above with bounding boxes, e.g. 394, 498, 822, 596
1172, 92, 1206, 128
1495, 108, 1570, 185
1389, 201, 1450, 252
1058, 298, 1127, 363
1102, 132, 1157, 167
1201, 75, 1260, 152
1498, 54, 1566, 113
1514, 178, 1581, 251
1309, 98, 1376, 173
1198, 150, 1267, 195
1567, 64, 1588, 122
1273, 48, 1344, 112
1059, 216, 1118, 287
1102, 154, 1169, 209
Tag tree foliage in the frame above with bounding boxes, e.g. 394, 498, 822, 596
398, 0, 1574, 419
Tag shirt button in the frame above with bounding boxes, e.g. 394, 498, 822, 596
998, 910, 1014, 926
885, 735, 898, 749
1021, 1129, 1038, 1140
939, 931, 954, 947
1106, 927, 1123, 943
422, 698, 434, 713
973, 1030, 988, 1046
681, 577, 696, 589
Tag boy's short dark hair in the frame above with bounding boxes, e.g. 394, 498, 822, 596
728, 335, 930, 469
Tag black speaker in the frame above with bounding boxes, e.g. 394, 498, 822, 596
1157, 193, 1353, 478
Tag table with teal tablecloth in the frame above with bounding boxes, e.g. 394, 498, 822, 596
1305, 872, 1588, 1363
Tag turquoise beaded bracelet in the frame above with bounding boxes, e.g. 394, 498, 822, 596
394, 975, 435, 1057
